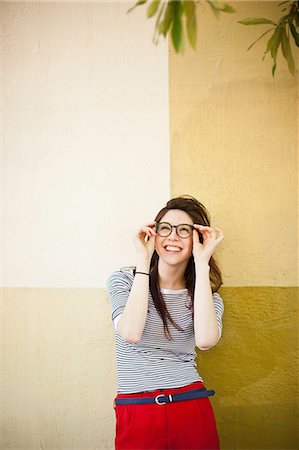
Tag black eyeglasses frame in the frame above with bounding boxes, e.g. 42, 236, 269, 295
154, 222, 195, 239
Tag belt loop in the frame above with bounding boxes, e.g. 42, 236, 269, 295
168, 394, 173, 402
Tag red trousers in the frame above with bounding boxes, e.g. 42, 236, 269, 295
114, 381, 220, 450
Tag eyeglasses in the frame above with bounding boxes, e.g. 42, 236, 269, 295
155, 222, 194, 239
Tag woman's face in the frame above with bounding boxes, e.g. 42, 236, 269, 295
155, 209, 194, 267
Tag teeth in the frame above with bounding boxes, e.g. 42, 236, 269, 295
166, 246, 181, 252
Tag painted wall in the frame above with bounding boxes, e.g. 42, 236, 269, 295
1, 1, 298, 449
169, 1, 298, 449
2, 1, 170, 287
1, 2, 169, 449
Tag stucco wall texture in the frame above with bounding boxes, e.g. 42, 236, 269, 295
2, 1, 170, 288
1, 1, 298, 450
2, 288, 116, 449
169, 1, 298, 287
169, 1, 298, 449
1, 2, 169, 450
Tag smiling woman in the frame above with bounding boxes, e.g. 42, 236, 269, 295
155, 210, 194, 270
107, 195, 224, 450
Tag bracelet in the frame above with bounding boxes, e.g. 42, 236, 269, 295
135, 271, 150, 276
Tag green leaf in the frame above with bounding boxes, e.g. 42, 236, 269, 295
266, 26, 282, 59
147, 0, 160, 18
207, 0, 220, 17
154, 1, 166, 42
289, 22, 299, 46
158, 2, 174, 37
264, 26, 283, 76
209, 1, 235, 13
127, 0, 147, 14
278, 1, 291, 7
238, 17, 276, 26
183, 1, 197, 49
183, 0, 194, 16
247, 28, 273, 51
281, 26, 296, 75
278, 14, 290, 25
171, 1, 183, 52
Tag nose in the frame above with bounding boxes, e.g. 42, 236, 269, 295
168, 227, 179, 240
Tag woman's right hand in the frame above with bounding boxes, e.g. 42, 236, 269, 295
132, 222, 156, 261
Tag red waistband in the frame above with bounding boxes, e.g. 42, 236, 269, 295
116, 381, 205, 399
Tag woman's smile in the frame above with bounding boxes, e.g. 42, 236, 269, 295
164, 244, 183, 253
155, 209, 194, 266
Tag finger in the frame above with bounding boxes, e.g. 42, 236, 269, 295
214, 227, 224, 240
146, 227, 156, 236
139, 226, 156, 236
192, 228, 200, 245
194, 225, 213, 231
145, 222, 156, 230
210, 228, 217, 239
194, 225, 209, 236
196, 224, 219, 239
193, 224, 205, 236
145, 224, 157, 234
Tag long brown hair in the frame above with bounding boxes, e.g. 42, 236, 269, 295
148, 195, 222, 340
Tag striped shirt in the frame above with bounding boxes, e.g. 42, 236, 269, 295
107, 268, 224, 394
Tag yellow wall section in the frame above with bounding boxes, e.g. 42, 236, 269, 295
169, 2, 298, 449
1, 288, 117, 449
2, 288, 297, 449
169, 1, 298, 287
198, 287, 298, 450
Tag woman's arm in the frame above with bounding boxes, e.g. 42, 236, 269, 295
116, 224, 156, 344
193, 262, 220, 349
192, 225, 224, 350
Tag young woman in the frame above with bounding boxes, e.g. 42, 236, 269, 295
107, 196, 224, 450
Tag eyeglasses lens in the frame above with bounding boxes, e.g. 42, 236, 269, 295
156, 223, 193, 238
157, 224, 172, 236
177, 225, 192, 238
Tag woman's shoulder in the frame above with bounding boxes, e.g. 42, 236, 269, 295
212, 291, 222, 301
212, 291, 224, 312
106, 266, 135, 289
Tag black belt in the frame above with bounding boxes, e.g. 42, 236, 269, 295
115, 387, 215, 406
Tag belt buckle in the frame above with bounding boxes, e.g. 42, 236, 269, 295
155, 394, 166, 405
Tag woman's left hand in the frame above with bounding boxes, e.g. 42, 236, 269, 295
192, 225, 224, 265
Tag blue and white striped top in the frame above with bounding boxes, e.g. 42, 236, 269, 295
107, 268, 224, 394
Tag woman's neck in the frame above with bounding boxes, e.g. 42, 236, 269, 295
157, 260, 187, 290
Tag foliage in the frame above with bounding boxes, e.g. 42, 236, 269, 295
239, 1, 299, 76
128, 0, 299, 76
127, 1, 235, 54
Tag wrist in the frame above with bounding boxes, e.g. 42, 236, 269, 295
136, 258, 151, 273
194, 260, 210, 272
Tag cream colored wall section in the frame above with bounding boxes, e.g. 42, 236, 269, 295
1, 2, 169, 449
169, 1, 298, 286
2, 1, 170, 287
